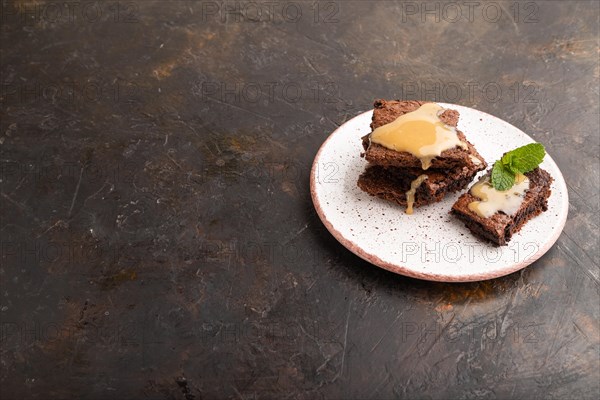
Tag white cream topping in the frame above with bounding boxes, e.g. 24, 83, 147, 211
468, 174, 530, 218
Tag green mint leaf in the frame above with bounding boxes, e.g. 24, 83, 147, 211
490, 143, 546, 190
491, 160, 516, 191
501, 152, 515, 171
506, 143, 546, 173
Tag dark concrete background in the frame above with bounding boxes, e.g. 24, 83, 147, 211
1, 0, 599, 399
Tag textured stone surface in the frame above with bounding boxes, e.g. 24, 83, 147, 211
1, 1, 598, 399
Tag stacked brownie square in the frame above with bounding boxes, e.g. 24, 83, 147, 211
358, 100, 487, 213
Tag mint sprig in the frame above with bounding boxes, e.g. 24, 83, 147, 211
491, 143, 546, 191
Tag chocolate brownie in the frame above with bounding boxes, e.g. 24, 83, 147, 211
451, 168, 553, 246
361, 100, 487, 171
357, 163, 482, 210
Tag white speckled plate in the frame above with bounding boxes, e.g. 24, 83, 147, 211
310, 103, 568, 282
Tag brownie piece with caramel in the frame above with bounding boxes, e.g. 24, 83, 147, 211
361, 100, 486, 171
451, 168, 553, 245
357, 163, 482, 211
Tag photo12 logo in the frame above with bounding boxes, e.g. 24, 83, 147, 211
400, 241, 540, 264
0, 1, 140, 24
197, 320, 319, 346
194, 80, 345, 105
195, 239, 328, 266
1, 79, 146, 105
1, 239, 121, 267
198, 1, 340, 23
399, 320, 546, 345
393, 81, 540, 104
399, 1, 539, 23
314, 161, 340, 184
